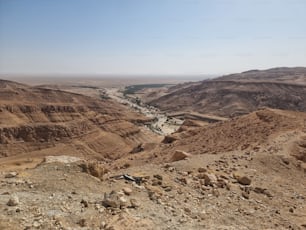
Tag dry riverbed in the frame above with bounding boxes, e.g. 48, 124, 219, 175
104, 88, 183, 135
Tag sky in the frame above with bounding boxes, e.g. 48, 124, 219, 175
0, 0, 305, 76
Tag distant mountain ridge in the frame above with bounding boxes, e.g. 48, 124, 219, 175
149, 67, 306, 117
218, 67, 306, 84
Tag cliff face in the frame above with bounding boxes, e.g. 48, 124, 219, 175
0, 79, 157, 159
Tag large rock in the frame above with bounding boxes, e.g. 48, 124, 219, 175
80, 161, 109, 180
170, 150, 191, 162
162, 136, 177, 144
237, 176, 252, 185
203, 173, 218, 186
102, 191, 121, 208
5, 172, 18, 178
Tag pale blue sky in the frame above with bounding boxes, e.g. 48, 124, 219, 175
0, 0, 305, 75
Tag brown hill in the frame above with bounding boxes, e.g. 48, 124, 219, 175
160, 109, 306, 157
0, 102, 305, 229
148, 67, 306, 118
0, 79, 158, 163
218, 67, 306, 84
116, 108, 306, 166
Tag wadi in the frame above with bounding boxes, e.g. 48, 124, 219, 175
0, 67, 305, 229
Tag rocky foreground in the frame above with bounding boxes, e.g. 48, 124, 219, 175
0, 149, 305, 230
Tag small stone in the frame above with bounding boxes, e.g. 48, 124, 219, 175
153, 174, 163, 180
275, 210, 280, 214
198, 210, 206, 220
179, 177, 191, 185
212, 189, 220, 197
237, 176, 252, 185
281, 157, 290, 165
122, 187, 133, 196
5, 172, 18, 178
130, 199, 140, 208
152, 179, 162, 186
184, 207, 191, 213
81, 199, 88, 208
119, 197, 128, 208
253, 187, 265, 194
242, 191, 250, 199
198, 167, 207, 173
289, 208, 294, 213
100, 221, 106, 228
263, 190, 273, 198
77, 219, 86, 227
32, 221, 41, 228
7, 195, 19, 206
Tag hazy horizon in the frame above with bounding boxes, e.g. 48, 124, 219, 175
1, 0, 306, 76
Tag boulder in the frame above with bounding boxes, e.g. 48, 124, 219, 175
102, 191, 121, 208
203, 173, 217, 186
162, 136, 177, 144
80, 161, 109, 180
170, 150, 191, 162
5, 172, 18, 178
237, 176, 252, 185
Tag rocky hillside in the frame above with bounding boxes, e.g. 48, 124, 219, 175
148, 67, 306, 117
160, 109, 306, 159
218, 67, 306, 84
0, 79, 306, 229
0, 79, 158, 161
0, 109, 305, 229
114, 108, 306, 168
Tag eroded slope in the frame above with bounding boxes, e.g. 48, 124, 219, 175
148, 67, 306, 117
0, 79, 158, 162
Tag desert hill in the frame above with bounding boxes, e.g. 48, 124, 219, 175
0, 108, 305, 229
218, 67, 306, 84
162, 109, 306, 159
114, 108, 306, 167
0, 79, 158, 163
0, 78, 306, 229
148, 67, 306, 117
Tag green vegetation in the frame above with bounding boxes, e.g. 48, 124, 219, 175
123, 84, 172, 95
71, 85, 99, 89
